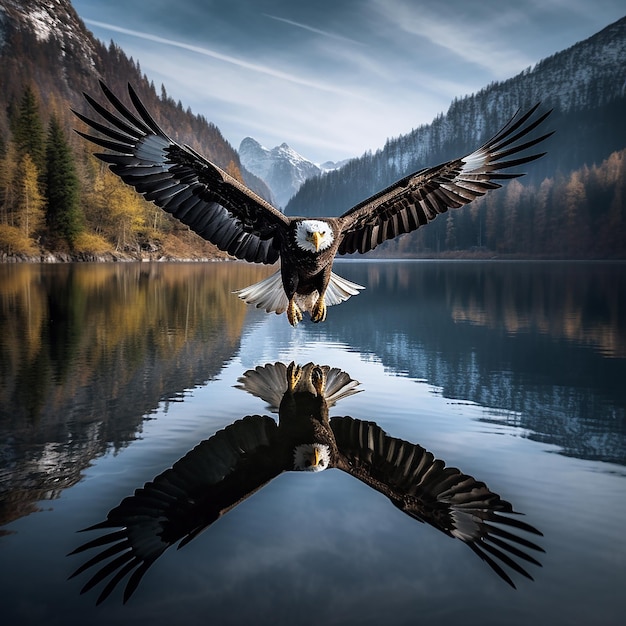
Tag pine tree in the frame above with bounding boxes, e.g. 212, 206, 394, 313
533, 178, 554, 254
0, 141, 18, 224
12, 86, 45, 171
45, 115, 83, 248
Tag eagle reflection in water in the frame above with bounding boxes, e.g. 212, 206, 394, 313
69, 362, 543, 604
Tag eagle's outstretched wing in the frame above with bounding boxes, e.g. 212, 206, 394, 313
330, 416, 544, 587
68, 415, 282, 604
73, 82, 289, 263
336, 104, 553, 255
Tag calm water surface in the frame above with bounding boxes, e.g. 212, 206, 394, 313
1, 261, 625, 625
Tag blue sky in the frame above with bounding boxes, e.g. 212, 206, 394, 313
71, 0, 625, 164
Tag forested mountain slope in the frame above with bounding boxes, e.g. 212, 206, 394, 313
0, 0, 271, 260
286, 16, 626, 258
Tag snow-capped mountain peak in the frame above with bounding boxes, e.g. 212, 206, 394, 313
0, 0, 98, 67
239, 137, 326, 209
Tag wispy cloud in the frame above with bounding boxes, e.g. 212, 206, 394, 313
264, 14, 365, 46
83, 19, 356, 96
368, 0, 535, 78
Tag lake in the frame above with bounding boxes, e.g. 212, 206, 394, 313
1, 260, 625, 626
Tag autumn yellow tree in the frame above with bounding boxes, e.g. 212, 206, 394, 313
226, 159, 245, 184
18, 153, 45, 240
0, 145, 43, 255
603, 151, 626, 255
563, 170, 588, 256
104, 172, 147, 251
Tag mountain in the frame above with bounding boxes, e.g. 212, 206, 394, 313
238, 136, 351, 209
0, 0, 271, 197
286, 16, 626, 258
1, 1, 624, 259
319, 158, 351, 171
238, 137, 350, 209
0, 0, 272, 260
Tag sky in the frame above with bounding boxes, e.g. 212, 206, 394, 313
71, 0, 625, 164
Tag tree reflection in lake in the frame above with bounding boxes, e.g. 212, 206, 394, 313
69, 362, 543, 604
0, 262, 272, 528
322, 260, 626, 464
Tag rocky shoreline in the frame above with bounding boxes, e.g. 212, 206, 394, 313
0, 252, 226, 263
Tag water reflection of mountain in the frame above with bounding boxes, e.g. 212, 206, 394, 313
0, 263, 272, 528
319, 261, 626, 465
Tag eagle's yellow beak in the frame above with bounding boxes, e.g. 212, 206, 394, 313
312, 446, 321, 467
309, 231, 322, 251
305, 446, 322, 468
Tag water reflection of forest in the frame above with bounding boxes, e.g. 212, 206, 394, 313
1, 261, 625, 529
0, 262, 273, 528
350, 261, 626, 357
325, 261, 626, 464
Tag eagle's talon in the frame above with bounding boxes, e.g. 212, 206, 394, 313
311, 366, 326, 396
287, 299, 302, 327
311, 296, 326, 323
287, 361, 302, 391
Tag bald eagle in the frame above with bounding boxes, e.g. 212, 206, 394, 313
68, 362, 543, 604
73, 83, 552, 325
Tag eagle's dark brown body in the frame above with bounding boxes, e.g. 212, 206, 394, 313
281, 220, 340, 295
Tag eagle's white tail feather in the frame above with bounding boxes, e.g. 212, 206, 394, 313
234, 270, 364, 315
235, 271, 289, 314
324, 271, 365, 306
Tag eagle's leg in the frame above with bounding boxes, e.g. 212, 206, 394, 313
287, 361, 302, 391
287, 298, 303, 327
282, 270, 302, 327
311, 269, 331, 324
311, 292, 327, 323
310, 365, 326, 396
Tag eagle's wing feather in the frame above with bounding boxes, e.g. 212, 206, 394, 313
331, 416, 543, 587
68, 414, 282, 604
73, 82, 289, 264
337, 104, 553, 255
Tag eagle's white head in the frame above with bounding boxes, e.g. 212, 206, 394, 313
293, 443, 331, 472
295, 220, 334, 253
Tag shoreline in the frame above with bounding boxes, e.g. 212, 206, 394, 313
3, 252, 625, 263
